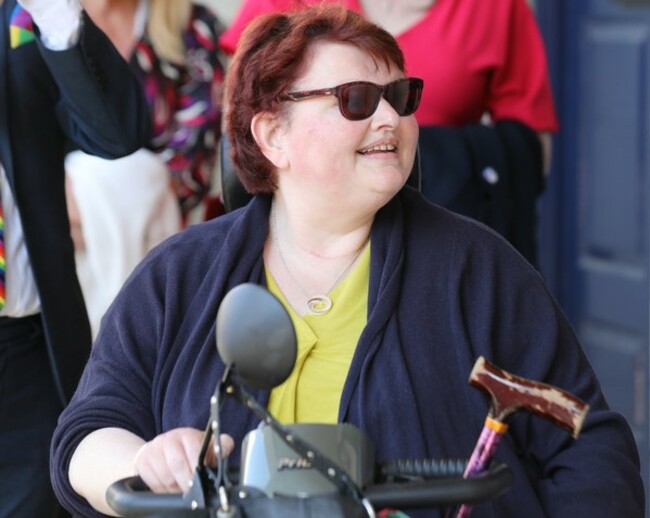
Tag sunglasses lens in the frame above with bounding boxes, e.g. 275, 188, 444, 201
340, 84, 381, 120
386, 79, 422, 116
336, 79, 423, 120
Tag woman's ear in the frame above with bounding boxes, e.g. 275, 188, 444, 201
251, 112, 289, 169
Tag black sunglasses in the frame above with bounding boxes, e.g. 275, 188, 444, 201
282, 77, 424, 121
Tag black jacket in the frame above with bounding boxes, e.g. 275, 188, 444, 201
419, 120, 544, 264
0, 2, 150, 404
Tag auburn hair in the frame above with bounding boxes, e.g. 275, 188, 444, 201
224, 4, 406, 193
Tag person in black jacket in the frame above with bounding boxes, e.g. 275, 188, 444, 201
0, 1, 149, 516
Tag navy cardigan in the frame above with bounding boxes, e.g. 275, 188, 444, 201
51, 189, 644, 517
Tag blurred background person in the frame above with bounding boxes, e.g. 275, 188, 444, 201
0, 0, 150, 516
66, 0, 226, 337
81, 0, 225, 223
220, 0, 558, 265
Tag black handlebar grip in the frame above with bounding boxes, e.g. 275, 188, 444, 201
379, 458, 467, 480
365, 463, 512, 509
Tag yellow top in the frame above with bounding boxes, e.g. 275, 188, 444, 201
266, 242, 371, 424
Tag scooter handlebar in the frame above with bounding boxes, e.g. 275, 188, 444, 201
106, 462, 512, 517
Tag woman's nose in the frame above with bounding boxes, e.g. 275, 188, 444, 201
370, 96, 401, 128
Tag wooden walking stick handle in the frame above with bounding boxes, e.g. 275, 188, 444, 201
469, 356, 589, 438
453, 358, 590, 517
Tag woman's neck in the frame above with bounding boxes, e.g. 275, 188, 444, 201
359, 0, 436, 36
82, 0, 141, 59
264, 197, 373, 314
271, 197, 372, 260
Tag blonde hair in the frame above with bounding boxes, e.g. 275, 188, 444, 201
147, 0, 192, 65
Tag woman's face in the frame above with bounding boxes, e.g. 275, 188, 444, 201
275, 42, 419, 214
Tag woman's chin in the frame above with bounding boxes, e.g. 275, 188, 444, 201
362, 180, 408, 207
371, 168, 410, 193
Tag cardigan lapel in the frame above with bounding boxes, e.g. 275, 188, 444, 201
0, 1, 14, 179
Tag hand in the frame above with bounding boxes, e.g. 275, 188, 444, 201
538, 132, 553, 176
65, 176, 85, 251
15, 0, 75, 11
14, 0, 82, 51
133, 428, 235, 494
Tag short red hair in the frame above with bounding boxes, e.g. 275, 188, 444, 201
224, 4, 406, 194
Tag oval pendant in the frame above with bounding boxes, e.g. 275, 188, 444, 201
306, 295, 333, 315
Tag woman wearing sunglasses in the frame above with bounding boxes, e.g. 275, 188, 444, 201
221, 0, 557, 265
50, 5, 643, 517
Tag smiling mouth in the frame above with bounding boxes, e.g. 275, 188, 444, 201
357, 144, 397, 154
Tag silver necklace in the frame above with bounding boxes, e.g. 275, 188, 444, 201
271, 206, 368, 315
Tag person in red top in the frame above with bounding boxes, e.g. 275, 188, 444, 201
220, 0, 559, 264
222, 0, 557, 130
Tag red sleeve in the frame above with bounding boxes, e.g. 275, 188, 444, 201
487, 0, 559, 132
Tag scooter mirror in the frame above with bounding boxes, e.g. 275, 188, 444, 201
216, 283, 297, 389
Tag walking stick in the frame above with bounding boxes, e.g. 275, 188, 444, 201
454, 356, 590, 518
